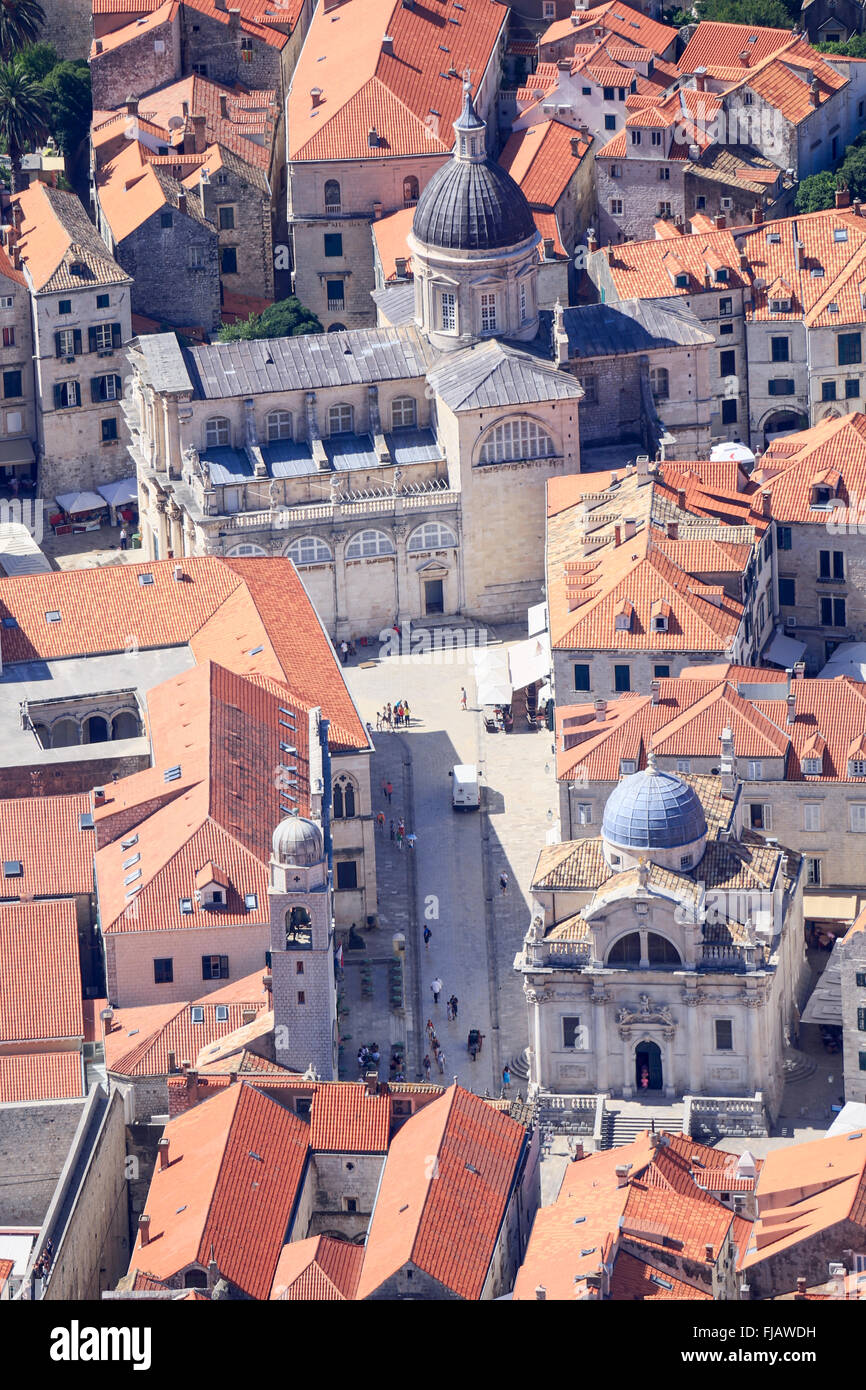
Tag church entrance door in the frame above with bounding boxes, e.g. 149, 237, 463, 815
424, 578, 444, 615
635, 1040, 663, 1092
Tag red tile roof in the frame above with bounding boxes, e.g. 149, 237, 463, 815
0, 900, 83, 1043
270, 1234, 363, 1299
609, 1248, 713, 1299
756, 411, 866, 522
0, 1051, 84, 1103
288, 0, 507, 162
499, 120, 591, 210
90, 0, 176, 55
0, 1258, 13, 1293
104, 977, 269, 1077
129, 1081, 309, 1298
133, 76, 278, 170
0, 793, 94, 898
735, 41, 846, 124
679, 22, 797, 81
356, 1084, 527, 1300
310, 1082, 391, 1152
742, 1130, 866, 1271
540, 2, 676, 58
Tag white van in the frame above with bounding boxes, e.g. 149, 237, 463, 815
450, 763, 480, 810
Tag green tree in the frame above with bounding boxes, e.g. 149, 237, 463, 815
219, 296, 323, 341
16, 37, 55, 80
816, 34, 866, 56
0, 56, 47, 190
0, 0, 45, 60
795, 168, 837, 212
689, 0, 800, 26
40, 58, 90, 156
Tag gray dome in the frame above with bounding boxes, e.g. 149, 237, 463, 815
602, 765, 707, 852
272, 815, 324, 867
412, 157, 537, 252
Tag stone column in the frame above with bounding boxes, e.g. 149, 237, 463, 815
165, 396, 182, 479
682, 988, 703, 1096
591, 989, 610, 1093
526, 986, 545, 1090
393, 519, 413, 626
746, 993, 764, 1094
330, 529, 348, 638
168, 503, 183, 559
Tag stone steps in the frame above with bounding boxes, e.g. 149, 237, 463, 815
602, 1106, 685, 1150
782, 1053, 819, 1084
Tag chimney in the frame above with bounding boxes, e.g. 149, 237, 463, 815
214, 0, 226, 9
688, 142, 701, 162
365, 1071, 378, 1096
650, 678, 660, 705
594, 698, 607, 723
714, 213, 726, 230
167, 1049, 177, 1073
220, 94, 229, 119
666, 519, 678, 540
855, 199, 863, 218
228, 6, 241, 28
739, 50, 751, 65
10, 243, 20, 271
705, 1243, 714, 1262
615, 1163, 632, 1187
191, 113, 207, 154
570, 135, 583, 157
836, 186, 850, 209
573, 1141, 584, 1161
751, 204, 763, 225
368, 127, 379, 148
554, 299, 569, 368
786, 692, 796, 725
793, 660, 806, 679
809, 77, 819, 108
382, 33, 394, 54
157, 1137, 170, 1170
373, 201, 383, 219
124, 95, 139, 117
636, 453, 650, 480
310, 87, 323, 109
94, 38, 103, 53
739, 250, 749, 272
761, 490, 772, 518
394, 255, 407, 278
138, 1214, 151, 1246
177, 190, 187, 217
796, 240, 805, 269
586, 227, 598, 255
535, 1284, 547, 1300
796, 1276, 807, 1297
613, 523, 622, 546
695, 66, 706, 92
241, 1007, 257, 1025
677, 487, 686, 510
181, 100, 189, 118
93, 786, 106, 807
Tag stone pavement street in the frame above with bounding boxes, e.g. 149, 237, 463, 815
342, 626, 557, 1096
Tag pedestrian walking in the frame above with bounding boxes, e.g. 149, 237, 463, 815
426, 1019, 435, 1043
499, 871, 509, 895
406, 831, 417, 850
119, 527, 128, 551
389, 819, 395, 841
502, 1065, 511, 1088
375, 710, 382, 731
431, 976, 443, 1004
340, 640, 348, 665
423, 925, 432, 949
460, 686, 467, 710
447, 994, 458, 1021
437, 1049, 446, 1075
423, 1054, 432, 1082
376, 811, 385, 833
385, 780, 393, 803
396, 825, 404, 851
385, 702, 392, 728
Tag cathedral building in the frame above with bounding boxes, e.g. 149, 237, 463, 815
515, 759, 808, 1123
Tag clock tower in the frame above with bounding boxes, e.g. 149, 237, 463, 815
268, 814, 337, 1080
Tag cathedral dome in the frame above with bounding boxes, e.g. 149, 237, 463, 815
272, 815, 324, 867
412, 85, 536, 252
602, 763, 708, 852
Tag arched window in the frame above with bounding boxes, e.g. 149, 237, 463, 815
333, 775, 357, 819
324, 179, 341, 211
606, 932, 641, 965
327, 322, 347, 333
648, 933, 681, 966
50, 717, 79, 748
478, 418, 555, 465
267, 410, 292, 442
204, 416, 230, 448
345, 528, 395, 558
407, 521, 458, 552
285, 905, 312, 948
328, 403, 354, 435
286, 535, 333, 565
390, 395, 417, 431
184, 1270, 208, 1289
650, 367, 669, 401
403, 175, 419, 206
84, 715, 109, 744
226, 543, 267, 556
111, 710, 139, 740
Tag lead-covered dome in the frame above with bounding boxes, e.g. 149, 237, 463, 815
272, 815, 324, 867
412, 84, 536, 252
602, 764, 708, 852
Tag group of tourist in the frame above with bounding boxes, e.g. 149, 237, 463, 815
375, 701, 411, 730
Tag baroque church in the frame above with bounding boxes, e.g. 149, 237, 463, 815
515, 759, 809, 1123
127, 85, 584, 633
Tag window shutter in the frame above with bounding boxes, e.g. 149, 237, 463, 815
111, 322, 122, 348
73, 328, 82, 355
201, 956, 209, 980
114, 375, 122, 398
90, 377, 101, 403
763, 804, 772, 831
54, 331, 63, 358
88, 326, 97, 352
53, 383, 63, 409
220, 956, 229, 979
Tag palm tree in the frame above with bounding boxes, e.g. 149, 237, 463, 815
0, 0, 45, 62
0, 58, 47, 191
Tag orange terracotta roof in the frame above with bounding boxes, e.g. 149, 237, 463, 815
310, 1083, 391, 1153
541, 2, 676, 58
129, 1081, 309, 1298
136, 75, 278, 170
14, 183, 129, 293
288, 0, 506, 162
104, 977, 269, 1077
609, 1248, 713, 1299
756, 411, 866, 522
270, 1235, 363, 1299
356, 1085, 527, 1300
95, 140, 213, 243
533, 211, 567, 258
738, 209, 866, 327
90, 0, 176, 56
499, 120, 591, 210
0, 793, 93, 898
601, 225, 745, 300
732, 40, 846, 123
679, 23, 798, 81
372, 206, 414, 281
0, 900, 83, 1044
742, 1130, 866, 1271
0, 1258, 13, 1293
180, 0, 297, 48
0, 1051, 84, 1103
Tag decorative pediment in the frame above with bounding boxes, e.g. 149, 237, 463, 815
616, 995, 674, 1027
414, 558, 450, 575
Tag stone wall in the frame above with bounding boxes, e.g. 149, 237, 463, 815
363, 1262, 462, 1300
596, 156, 687, 247
194, 164, 275, 302
181, 9, 284, 93
0, 1099, 86, 1225
107, 923, 270, 1008
39, 0, 92, 60
117, 209, 220, 333
0, 753, 149, 801
91, 13, 182, 110
746, 1218, 865, 1298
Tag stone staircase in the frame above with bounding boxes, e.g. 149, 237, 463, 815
601, 1103, 686, 1150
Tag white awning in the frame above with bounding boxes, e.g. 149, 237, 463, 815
819, 641, 866, 683
0, 522, 51, 576
508, 634, 551, 692
55, 490, 107, 515
764, 631, 807, 667
97, 476, 138, 507
710, 442, 756, 466
803, 893, 858, 922
477, 678, 513, 705
528, 601, 547, 637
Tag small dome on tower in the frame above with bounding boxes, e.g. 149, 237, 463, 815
602, 761, 708, 853
272, 815, 324, 867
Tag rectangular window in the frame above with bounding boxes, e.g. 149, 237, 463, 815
719, 297, 732, 317
715, 1019, 733, 1051
859, 1008, 866, 1031
90, 323, 113, 352
749, 802, 770, 830
54, 380, 80, 409
850, 804, 866, 833
651, 131, 663, 147
807, 857, 822, 886
562, 1017, 584, 1048
820, 595, 846, 626
58, 299, 71, 315
818, 550, 845, 580
803, 802, 822, 831
771, 336, 789, 362
846, 378, 860, 399
2, 326, 14, 348
160, 211, 173, 229
574, 663, 590, 691
822, 380, 837, 402
576, 803, 592, 825
324, 232, 342, 257
856, 972, 866, 988
769, 379, 795, 396
240, 35, 253, 59
0, 295, 13, 309
92, 373, 122, 402
658, 201, 672, 218
779, 577, 795, 605
603, 86, 615, 100
860, 1051, 866, 1071
609, 199, 623, 215
720, 349, 736, 376
630, 130, 641, 145
220, 246, 238, 275
336, 860, 358, 891
326, 279, 344, 310
654, 664, 670, 678
440, 291, 456, 331
202, 954, 229, 980
217, 205, 236, 231
721, 399, 737, 424
839, 332, 862, 365
604, 114, 616, 130
188, 245, 205, 268
101, 417, 118, 443
747, 761, 763, 781
55, 328, 79, 358
614, 664, 630, 692
97, 293, 110, 309
480, 293, 497, 332
153, 958, 173, 984
3, 369, 22, 399
777, 525, 791, 550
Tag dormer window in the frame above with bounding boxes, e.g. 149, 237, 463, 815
653, 615, 668, 631
801, 757, 822, 775
615, 612, 631, 631
812, 486, 832, 506
620, 759, 637, 774
191, 1007, 205, 1023
216, 1005, 229, 1022
195, 861, 229, 908
850, 759, 866, 776
769, 296, 791, 312
714, 268, 729, 283
674, 273, 688, 289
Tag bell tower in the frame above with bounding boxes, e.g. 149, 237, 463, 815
268, 814, 337, 1080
